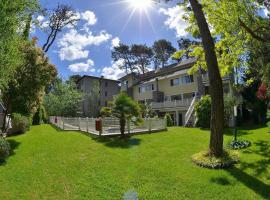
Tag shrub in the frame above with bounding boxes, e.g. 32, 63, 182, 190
192, 150, 239, 169
10, 113, 30, 135
165, 113, 173, 127
0, 137, 10, 160
195, 95, 211, 128
32, 107, 42, 125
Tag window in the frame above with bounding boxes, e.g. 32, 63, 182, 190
181, 75, 194, 84
105, 101, 108, 106
170, 78, 180, 86
105, 82, 108, 87
105, 91, 108, 97
123, 80, 128, 85
139, 84, 154, 93
171, 94, 182, 101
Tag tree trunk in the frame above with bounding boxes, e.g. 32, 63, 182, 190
120, 116, 126, 138
189, 0, 224, 157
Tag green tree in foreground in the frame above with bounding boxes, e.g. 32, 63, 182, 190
0, 0, 38, 90
101, 93, 142, 138
44, 80, 83, 117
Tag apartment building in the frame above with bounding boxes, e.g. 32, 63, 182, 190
76, 75, 120, 117
119, 58, 234, 126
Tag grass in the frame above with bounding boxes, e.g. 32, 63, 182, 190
0, 124, 269, 200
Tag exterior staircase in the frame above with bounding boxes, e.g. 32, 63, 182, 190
184, 96, 198, 127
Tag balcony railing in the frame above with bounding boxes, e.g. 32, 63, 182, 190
202, 73, 231, 83
151, 98, 193, 110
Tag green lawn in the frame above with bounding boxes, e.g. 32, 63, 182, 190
0, 125, 269, 200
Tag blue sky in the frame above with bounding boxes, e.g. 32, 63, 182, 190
33, 0, 189, 80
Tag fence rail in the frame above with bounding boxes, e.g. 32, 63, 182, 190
49, 116, 167, 136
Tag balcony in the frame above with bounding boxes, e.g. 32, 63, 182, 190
151, 98, 193, 110
202, 73, 232, 84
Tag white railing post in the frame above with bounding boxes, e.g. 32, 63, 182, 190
78, 117, 81, 130
86, 117, 89, 133
127, 119, 130, 134
148, 118, 152, 133
62, 117, 65, 130
99, 118, 103, 136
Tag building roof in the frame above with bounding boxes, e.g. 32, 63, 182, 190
118, 58, 197, 85
76, 75, 120, 84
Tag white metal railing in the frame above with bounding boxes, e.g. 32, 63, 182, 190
151, 98, 193, 110
50, 116, 167, 136
202, 73, 231, 83
184, 96, 197, 126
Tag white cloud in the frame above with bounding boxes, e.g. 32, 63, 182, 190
111, 37, 120, 49
101, 59, 126, 80
159, 6, 189, 37
37, 15, 49, 28
81, 10, 97, 25
68, 59, 95, 73
59, 46, 89, 61
57, 29, 111, 61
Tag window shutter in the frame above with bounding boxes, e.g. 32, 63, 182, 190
152, 84, 154, 90
139, 87, 141, 93
170, 79, 173, 86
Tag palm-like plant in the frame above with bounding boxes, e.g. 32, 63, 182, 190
101, 92, 142, 138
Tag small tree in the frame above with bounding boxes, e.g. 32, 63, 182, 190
101, 93, 142, 138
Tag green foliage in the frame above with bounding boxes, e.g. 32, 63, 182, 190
101, 93, 142, 135
195, 95, 211, 128
0, 137, 10, 161
3, 41, 57, 116
32, 105, 47, 125
165, 113, 173, 127
0, 0, 39, 90
44, 80, 83, 117
152, 39, 176, 68
192, 150, 239, 169
10, 113, 30, 135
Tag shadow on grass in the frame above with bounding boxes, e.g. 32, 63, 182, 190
225, 140, 270, 199
210, 177, 232, 186
226, 167, 270, 199
92, 136, 142, 149
224, 128, 251, 137
0, 139, 21, 166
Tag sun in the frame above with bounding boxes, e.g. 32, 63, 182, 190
128, 0, 152, 10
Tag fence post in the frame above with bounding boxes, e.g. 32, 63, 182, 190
86, 117, 89, 133
78, 117, 81, 130
148, 118, 152, 133
127, 119, 130, 134
62, 117, 65, 130
99, 118, 103, 136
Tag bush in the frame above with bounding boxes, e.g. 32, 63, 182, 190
165, 113, 173, 127
10, 113, 30, 135
32, 107, 42, 125
0, 137, 10, 160
32, 105, 47, 125
195, 95, 211, 128
192, 150, 239, 169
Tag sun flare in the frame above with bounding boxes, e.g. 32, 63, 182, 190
128, 0, 152, 10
